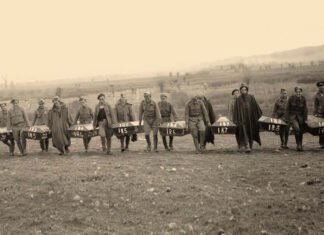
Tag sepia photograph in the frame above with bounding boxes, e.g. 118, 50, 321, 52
0, 1, 324, 234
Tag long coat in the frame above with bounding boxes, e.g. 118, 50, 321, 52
200, 97, 216, 145
233, 94, 262, 146
48, 104, 73, 149
285, 95, 308, 124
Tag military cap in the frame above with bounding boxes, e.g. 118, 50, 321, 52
231, 89, 239, 95
294, 86, 303, 92
38, 99, 45, 105
10, 98, 19, 104
120, 93, 126, 99
79, 96, 86, 102
97, 93, 105, 100
280, 88, 286, 93
52, 96, 60, 103
240, 83, 249, 91
144, 91, 151, 96
316, 81, 324, 87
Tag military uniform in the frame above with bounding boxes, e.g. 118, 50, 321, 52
314, 90, 324, 147
74, 105, 94, 151
115, 100, 135, 151
158, 101, 177, 150
139, 99, 161, 151
0, 109, 15, 155
93, 103, 116, 154
285, 94, 308, 151
272, 97, 289, 148
7, 106, 30, 155
184, 98, 210, 153
33, 107, 49, 152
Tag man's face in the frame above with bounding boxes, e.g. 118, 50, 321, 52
0, 105, 6, 112
240, 87, 248, 95
12, 100, 18, 107
233, 91, 239, 98
280, 90, 288, 99
99, 96, 105, 104
145, 95, 151, 102
39, 103, 44, 109
296, 90, 302, 97
80, 100, 86, 106
319, 85, 324, 92
161, 96, 167, 102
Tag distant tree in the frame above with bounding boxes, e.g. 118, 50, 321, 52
158, 80, 165, 93
55, 87, 63, 97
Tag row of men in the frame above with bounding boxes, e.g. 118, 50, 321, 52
0, 81, 323, 155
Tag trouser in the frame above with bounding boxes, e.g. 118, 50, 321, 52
319, 135, 324, 147
279, 125, 290, 146
291, 119, 304, 149
82, 136, 92, 151
98, 120, 114, 153
120, 135, 130, 149
189, 118, 206, 151
12, 126, 27, 154
2, 136, 15, 154
162, 136, 174, 150
40, 138, 49, 151
144, 118, 159, 150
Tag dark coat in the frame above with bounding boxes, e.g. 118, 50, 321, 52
200, 97, 216, 145
233, 94, 262, 146
314, 91, 324, 117
285, 95, 308, 124
93, 103, 116, 128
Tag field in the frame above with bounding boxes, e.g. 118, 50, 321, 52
0, 132, 323, 235
1, 64, 324, 234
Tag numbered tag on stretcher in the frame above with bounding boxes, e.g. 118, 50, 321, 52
68, 124, 99, 138
22, 125, 51, 140
306, 115, 324, 136
159, 121, 189, 136
258, 116, 288, 133
112, 121, 144, 137
211, 116, 237, 134
0, 128, 12, 141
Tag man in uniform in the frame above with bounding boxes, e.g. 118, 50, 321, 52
139, 92, 161, 152
285, 87, 308, 151
32, 99, 49, 152
7, 98, 30, 156
115, 94, 136, 152
272, 89, 290, 149
0, 103, 15, 156
158, 93, 177, 151
185, 95, 211, 154
74, 97, 94, 152
314, 81, 324, 149
228, 89, 240, 147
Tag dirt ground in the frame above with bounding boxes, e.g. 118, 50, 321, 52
0, 132, 323, 235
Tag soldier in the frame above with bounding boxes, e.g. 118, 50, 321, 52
115, 94, 136, 152
32, 99, 49, 152
139, 92, 161, 152
74, 97, 94, 152
48, 96, 73, 155
93, 93, 116, 155
7, 98, 30, 156
314, 81, 324, 149
285, 87, 308, 151
0, 103, 15, 156
185, 95, 211, 154
272, 89, 290, 149
233, 83, 262, 153
158, 93, 177, 151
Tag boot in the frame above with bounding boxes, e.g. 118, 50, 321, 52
153, 135, 158, 152
40, 140, 45, 152
45, 138, 49, 152
295, 134, 300, 151
279, 132, 285, 149
300, 134, 304, 151
65, 146, 70, 154
284, 128, 289, 149
9, 140, 15, 156
106, 137, 112, 155
169, 136, 174, 151
162, 136, 169, 151
145, 135, 151, 152
101, 137, 107, 152
83, 137, 88, 152
199, 131, 206, 153
125, 135, 130, 151
120, 137, 125, 152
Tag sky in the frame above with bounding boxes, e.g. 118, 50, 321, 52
0, 0, 324, 81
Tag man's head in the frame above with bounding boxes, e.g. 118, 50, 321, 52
97, 93, 105, 104
317, 81, 324, 92
160, 93, 167, 102
240, 83, 249, 95
52, 96, 61, 107
280, 89, 288, 99
10, 98, 19, 107
120, 94, 127, 104
144, 92, 151, 102
232, 89, 239, 98
38, 99, 45, 108
0, 103, 7, 112
79, 97, 87, 106
294, 86, 302, 97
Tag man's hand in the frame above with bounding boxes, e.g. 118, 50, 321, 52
207, 122, 211, 127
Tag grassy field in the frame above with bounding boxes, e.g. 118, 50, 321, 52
0, 133, 323, 235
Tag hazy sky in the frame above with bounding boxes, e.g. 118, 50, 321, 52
0, 0, 323, 81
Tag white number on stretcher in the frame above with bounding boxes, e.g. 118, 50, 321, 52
167, 123, 177, 128
118, 128, 128, 134
217, 127, 228, 134
29, 127, 37, 132
268, 124, 280, 132
319, 128, 324, 135
28, 132, 36, 139
167, 128, 176, 135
